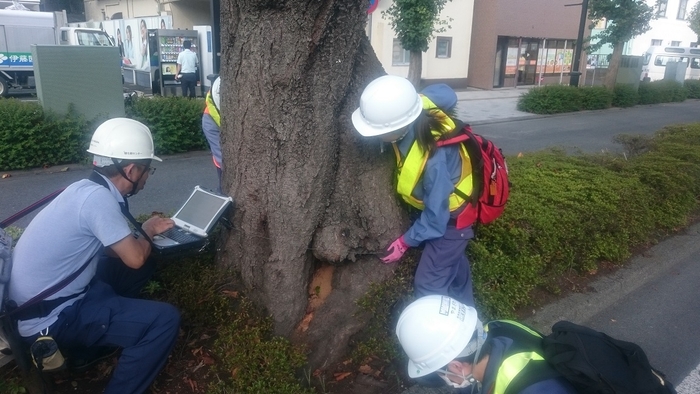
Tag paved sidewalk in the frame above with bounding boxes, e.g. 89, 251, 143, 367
453, 86, 537, 125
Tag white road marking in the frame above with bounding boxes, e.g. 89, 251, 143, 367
676, 362, 700, 394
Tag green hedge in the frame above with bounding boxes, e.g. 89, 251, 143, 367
126, 96, 207, 155
612, 83, 639, 107
685, 79, 700, 99
517, 85, 613, 114
519, 79, 699, 115
638, 80, 687, 104
0, 100, 91, 170
0, 97, 207, 171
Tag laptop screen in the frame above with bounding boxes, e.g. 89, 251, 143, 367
173, 189, 229, 232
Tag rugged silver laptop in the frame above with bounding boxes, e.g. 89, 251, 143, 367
152, 186, 233, 251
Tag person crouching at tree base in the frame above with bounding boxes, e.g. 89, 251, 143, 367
351, 75, 475, 307
396, 295, 577, 393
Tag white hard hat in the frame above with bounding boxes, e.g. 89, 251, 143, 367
352, 75, 422, 137
396, 295, 479, 378
212, 77, 221, 110
87, 118, 161, 163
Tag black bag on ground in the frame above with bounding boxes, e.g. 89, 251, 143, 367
542, 320, 676, 394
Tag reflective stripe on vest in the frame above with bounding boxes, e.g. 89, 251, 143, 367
485, 320, 551, 394
392, 96, 472, 211
204, 91, 221, 126
493, 351, 546, 394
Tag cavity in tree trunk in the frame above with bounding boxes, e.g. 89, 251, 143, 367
603, 41, 624, 89
218, 0, 409, 368
407, 50, 423, 87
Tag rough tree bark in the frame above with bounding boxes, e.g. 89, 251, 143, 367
218, 0, 410, 369
603, 41, 624, 89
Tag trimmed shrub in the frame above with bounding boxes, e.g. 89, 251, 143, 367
638, 80, 687, 104
126, 96, 207, 155
579, 86, 614, 110
0, 100, 90, 170
612, 84, 639, 107
685, 79, 700, 99
518, 85, 583, 114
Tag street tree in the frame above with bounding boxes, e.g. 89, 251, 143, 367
218, 0, 409, 368
588, 0, 655, 89
382, 0, 452, 86
688, 1, 700, 46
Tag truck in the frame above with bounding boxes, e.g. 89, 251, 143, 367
0, 9, 114, 97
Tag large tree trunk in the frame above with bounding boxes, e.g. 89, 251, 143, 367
219, 0, 409, 369
603, 41, 624, 89
407, 50, 423, 87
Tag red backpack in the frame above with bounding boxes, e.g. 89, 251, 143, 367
436, 123, 510, 229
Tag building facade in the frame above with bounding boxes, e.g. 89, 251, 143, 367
367, 0, 475, 87
468, 0, 586, 89
626, 0, 700, 55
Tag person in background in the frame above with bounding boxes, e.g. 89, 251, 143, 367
139, 19, 149, 70
116, 28, 125, 59
396, 295, 577, 394
175, 40, 199, 98
351, 75, 476, 307
202, 77, 223, 193
8, 118, 180, 394
123, 25, 134, 65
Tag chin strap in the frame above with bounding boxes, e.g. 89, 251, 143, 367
112, 158, 145, 197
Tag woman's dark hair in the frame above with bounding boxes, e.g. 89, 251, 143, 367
414, 109, 461, 158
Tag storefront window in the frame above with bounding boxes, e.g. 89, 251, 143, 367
538, 39, 574, 75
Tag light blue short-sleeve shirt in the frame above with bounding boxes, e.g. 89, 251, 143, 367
9, 177, 131, 337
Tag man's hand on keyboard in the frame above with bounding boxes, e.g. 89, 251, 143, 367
143, 217, 175, 238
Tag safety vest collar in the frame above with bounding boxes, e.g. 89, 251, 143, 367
392, 128, 472, 211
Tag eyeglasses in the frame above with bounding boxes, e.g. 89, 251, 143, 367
142, 166, 156, 176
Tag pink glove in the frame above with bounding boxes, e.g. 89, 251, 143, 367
380, 236, 409, 264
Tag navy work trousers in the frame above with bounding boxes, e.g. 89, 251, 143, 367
180, 73, 197, 98
413, 225, 475, 307
25, 256, 180, 394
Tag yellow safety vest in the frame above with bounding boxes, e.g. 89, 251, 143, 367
486, 321, 552, 394
392, 96, 472, 211
203, 91, 220, 127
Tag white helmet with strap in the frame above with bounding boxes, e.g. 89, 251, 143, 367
212, 77, 221, 110
87, 117, 161, 164
396, 295, 479, 378
351, 75, 422, 137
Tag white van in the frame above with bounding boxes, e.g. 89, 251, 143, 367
641, 46, 700, 81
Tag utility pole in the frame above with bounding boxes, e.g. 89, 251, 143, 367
567, 0, 589, 87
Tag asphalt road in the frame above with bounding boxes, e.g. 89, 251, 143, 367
0, 151, 217, 228
477, 100, 700, 155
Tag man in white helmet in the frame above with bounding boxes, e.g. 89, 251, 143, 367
395, 295, 576, 394
202, 76, 222, 193
8, 118, 180, 394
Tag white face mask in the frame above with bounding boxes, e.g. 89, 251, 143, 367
437, 368, 477, 389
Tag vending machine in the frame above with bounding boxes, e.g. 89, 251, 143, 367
148, 29, 200, 96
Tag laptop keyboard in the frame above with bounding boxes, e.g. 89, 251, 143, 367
160, 228, 201, 244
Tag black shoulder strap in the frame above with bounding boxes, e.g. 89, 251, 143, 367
1, 255, 92, 320
88, 171, 154, 246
